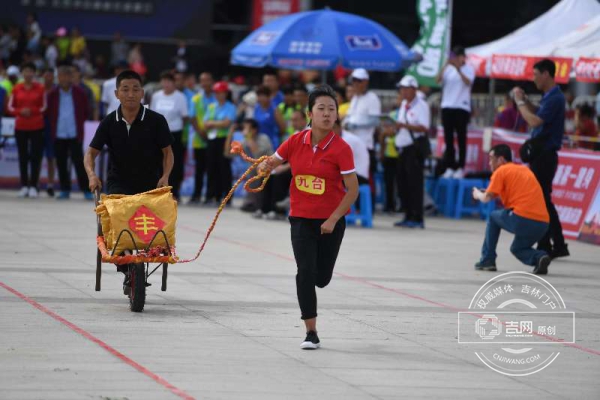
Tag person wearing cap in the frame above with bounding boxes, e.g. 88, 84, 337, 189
1, 65, 21, 97
436, 45, 475, 179
8, 62, 47, 198
344, 68, 382, 197
101, 60, 129, 117
203, 81, 236, 205
257, 84, 359, 350
393, 75, 431, 228
150, 70, 189, 201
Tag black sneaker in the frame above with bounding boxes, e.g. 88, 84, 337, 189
474, 260, 497, 271
47, 187, 55, 197
533, 255, 550, 275
300, 331, 320, 350
550, 244, 570, 260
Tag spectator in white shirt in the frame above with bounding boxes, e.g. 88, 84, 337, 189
150, 70, 189, 200
101, 61, 129, 117
344, 68, 381, 200
394, 75, 431, 229
436, 46, 475, 179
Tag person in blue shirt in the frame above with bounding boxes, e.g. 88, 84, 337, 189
513, 59, 568, 259
253, 85, 286, 149
203, 81, 237, 205
263, 72, 284, 108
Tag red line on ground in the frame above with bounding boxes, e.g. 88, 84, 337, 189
0, 281, 196, 400
179, 225, 600, 357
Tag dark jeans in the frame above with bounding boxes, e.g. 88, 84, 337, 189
192, 148, 207, 200
382, 156, 399, 211
529, 149, 566, 250
261, 169, 292, 213
290, 216, 346, 320
54, 138, 89, 192
481, 209, 549, 266
396, 145, 424, 222
169, 130, 184, 199
441, 108, 470, 169
15, 129, 44, 188
206, 137, 232, 202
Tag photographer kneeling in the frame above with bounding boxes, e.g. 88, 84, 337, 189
472, 144, 551, 275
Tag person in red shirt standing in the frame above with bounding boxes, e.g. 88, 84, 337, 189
258, 85, 359, 350
8, 62, 47, 198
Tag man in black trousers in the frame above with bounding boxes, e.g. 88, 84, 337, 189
512, 59, 569, 259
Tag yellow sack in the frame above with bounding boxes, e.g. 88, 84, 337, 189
95, 187, 177, 255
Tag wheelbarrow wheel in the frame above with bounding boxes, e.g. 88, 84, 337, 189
129, 263, 146, 312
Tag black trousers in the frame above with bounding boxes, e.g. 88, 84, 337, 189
396, 145, 424, 222
529, 149, 566, 250
192, 148, 207, 200
206, 137, 232, 202
54, 138, 89, 192
169, 130, 184, 198
290, 216, 346, 320
441, 108, 470, 169
261, 169, 292, 213
383, 156, 399, 211
15, 129, 44, 188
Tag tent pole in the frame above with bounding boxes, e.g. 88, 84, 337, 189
488, 78, 496, 126
321, 69, 327, 84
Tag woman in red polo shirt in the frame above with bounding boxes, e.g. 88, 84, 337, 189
8, 62, 47, 198
259, 85, 359, 350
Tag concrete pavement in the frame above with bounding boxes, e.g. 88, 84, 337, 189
1, 189, 599, 399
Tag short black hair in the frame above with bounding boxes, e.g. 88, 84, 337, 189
160, 70, 175, 81
490, 144, 512, 162
332, 85, 346, 101
243, 118, 259, 131
533, 59, 556, 78
256, 85, 271, 97
293, 83, 308, 93
308, 84, 338, 114
452, 46, 465, 56
116, 70, 143, 88
578, 103, 595, 119
281, 84, 294, 95
21, 62, 36, 72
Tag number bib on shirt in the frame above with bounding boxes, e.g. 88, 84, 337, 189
295, 175, 325, 195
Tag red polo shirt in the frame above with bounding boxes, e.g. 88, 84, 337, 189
275, 129, 355, 219
9, 82, 46, 131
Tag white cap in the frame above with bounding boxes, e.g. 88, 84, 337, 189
351, 68, 369, 81
6, 65, 19, 76
397, 75, 418, 89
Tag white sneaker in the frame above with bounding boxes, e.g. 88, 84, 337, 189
252, 210, 263, 219
18, 187, 29, 198
452, 168, 465, 179
442, 168, 455, 179
28, 187, 39, 198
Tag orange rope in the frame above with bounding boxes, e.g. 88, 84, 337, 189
97, 141, 270, 265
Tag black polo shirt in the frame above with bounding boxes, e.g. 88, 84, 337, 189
90, 104, 173, 194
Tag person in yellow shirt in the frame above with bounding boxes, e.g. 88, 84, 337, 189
473, 144, 551, 275
69, 27, 86, 58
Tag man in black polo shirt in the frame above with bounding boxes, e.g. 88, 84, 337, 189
84, 70, 174, 195
513, 59, 569, 259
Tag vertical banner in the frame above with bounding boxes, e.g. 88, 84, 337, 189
407, 0, 449, 88
252, 0, 300, 30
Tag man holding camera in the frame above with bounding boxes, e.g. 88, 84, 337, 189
512, 59, 569, 259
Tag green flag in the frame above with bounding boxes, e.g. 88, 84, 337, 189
407, 0, 449, 88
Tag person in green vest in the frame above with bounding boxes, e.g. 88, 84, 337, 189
277, 85, 297, 141
55, 27, 71, 62
380, 92, 402, 213
0, 65, 20, 97
203, 81, 236, 205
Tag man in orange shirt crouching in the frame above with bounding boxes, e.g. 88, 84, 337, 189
472, 144, 551, 275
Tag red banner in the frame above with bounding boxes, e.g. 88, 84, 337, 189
490, 55, 572, 84
467, 54, 488, 78
252, 0, 299, 30
574, 57, 600, 83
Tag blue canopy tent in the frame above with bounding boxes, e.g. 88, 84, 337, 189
231, 9, 420, 72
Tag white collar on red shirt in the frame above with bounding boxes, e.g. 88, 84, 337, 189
302, 129, 336, 151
